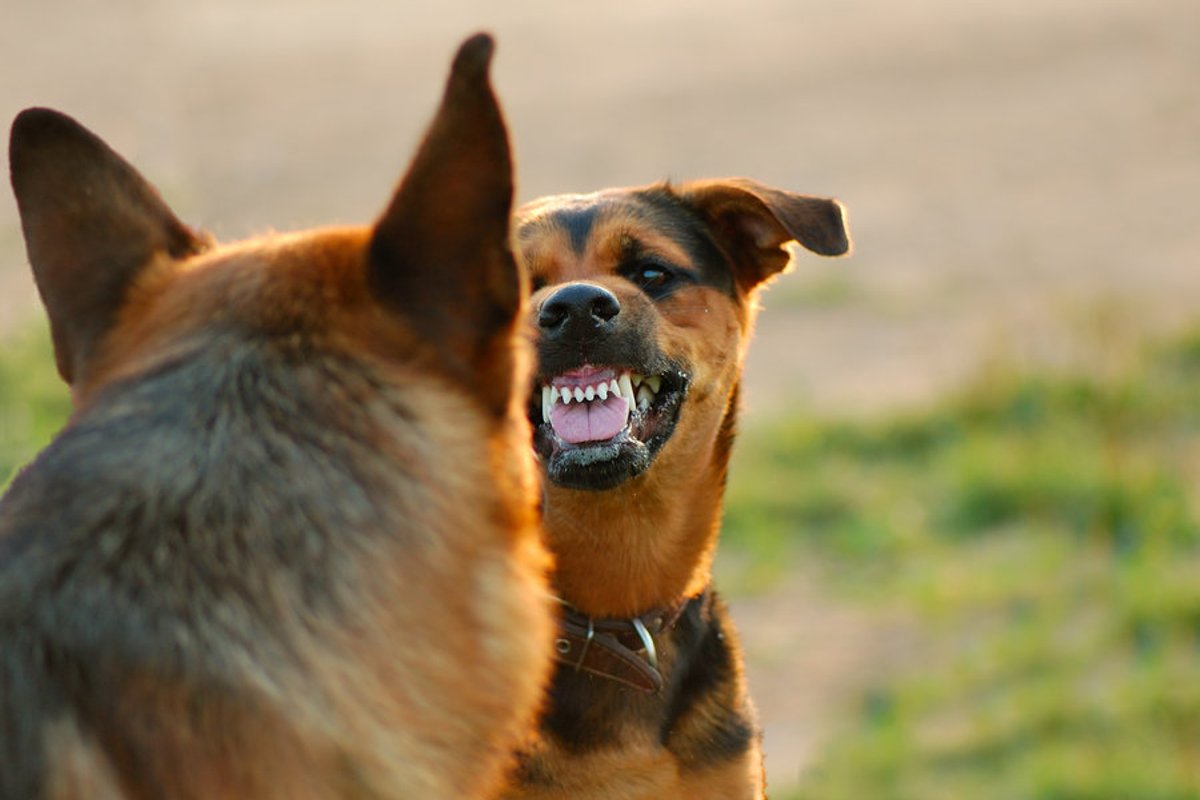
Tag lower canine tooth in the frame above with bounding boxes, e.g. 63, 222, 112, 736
542, 386, 553, 423
636, 385, 654, 411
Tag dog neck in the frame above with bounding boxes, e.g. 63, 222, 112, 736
549, 591, 701, 693
520, 588, 763, 785
542, 395, 736, 618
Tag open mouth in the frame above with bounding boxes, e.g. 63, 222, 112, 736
529, 364, 689, 490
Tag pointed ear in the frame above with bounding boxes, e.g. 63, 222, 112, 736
367, 33, 522, 407
677, 178, 850, 293
9, 108, 206, 385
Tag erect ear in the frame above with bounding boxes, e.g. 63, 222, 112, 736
677, 178, 850, 293
9, 108, 206, 385
367, 33, 523, 410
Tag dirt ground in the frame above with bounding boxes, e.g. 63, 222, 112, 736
2, 0, 1197, 790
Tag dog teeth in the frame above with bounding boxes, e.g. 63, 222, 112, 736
539, 371, 658, 425
617, 374, 635, 406
636, 385, 655, 411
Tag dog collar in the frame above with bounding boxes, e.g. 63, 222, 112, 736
550, 591, 706, 694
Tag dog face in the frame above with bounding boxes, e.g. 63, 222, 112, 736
520, 180, 849, 492
4, 36, 550, 799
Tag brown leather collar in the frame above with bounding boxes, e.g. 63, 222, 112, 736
551, 592, 703, 694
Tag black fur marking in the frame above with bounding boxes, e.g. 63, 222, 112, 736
630, 188, 737, 298
538, 669, 628, 754
659, 592, 755, 766
0, 628, 57, 800
553, 206, 600, 257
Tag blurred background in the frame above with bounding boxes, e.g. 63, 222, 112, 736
2, 0, 1197, 796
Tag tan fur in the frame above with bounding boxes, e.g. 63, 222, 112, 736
43, 723, 126, 800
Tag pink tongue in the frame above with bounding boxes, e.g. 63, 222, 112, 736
549, 394, 630, 444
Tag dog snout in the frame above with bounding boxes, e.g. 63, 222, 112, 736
537, 283, 621, 340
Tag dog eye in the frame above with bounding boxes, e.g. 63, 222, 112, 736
627, 265, 674, 296
638, 267, 668, 286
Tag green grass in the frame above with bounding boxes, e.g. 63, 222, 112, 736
723, 327, 1200, 799
0, 324, 69, 487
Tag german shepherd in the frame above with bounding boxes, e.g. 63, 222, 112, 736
0, 34, 551, 800
507, 180, 850, 798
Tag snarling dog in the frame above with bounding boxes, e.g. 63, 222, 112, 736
0, 35, 552, 800
507, 180, 850, 798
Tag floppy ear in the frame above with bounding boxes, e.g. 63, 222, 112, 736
367, 33, 522, 409
677, 178, 850, 293
9, 108, 206, 385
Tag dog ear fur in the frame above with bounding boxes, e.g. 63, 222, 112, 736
677, 178, 850, 293
9, 108, 206, 385
368, 33, 523, 411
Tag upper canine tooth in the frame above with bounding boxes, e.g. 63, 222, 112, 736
573, 387, 585, 403
597, 382, 609, 401
645, 375, 662, 393
542, 386, 553, 423
617, 374, 635, 405
561, 387, 573, 405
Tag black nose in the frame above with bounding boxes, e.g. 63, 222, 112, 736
537, 283, 621, 339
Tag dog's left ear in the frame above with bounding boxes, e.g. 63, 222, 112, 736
677, 178, 850, 293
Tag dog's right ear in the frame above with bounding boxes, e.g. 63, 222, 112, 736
10, 108, 206, 385
677, 178, 850, 295
368, 33, 523, 413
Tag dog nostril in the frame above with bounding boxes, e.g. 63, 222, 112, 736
537, 283, 621, 332
537, 302, 569, 331
589, 292, 620, 323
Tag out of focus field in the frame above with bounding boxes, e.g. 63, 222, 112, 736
2, 0, 1198, 796
724, 323, 1200, 798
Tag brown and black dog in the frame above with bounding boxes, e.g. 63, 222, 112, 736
0, 35, 552, 799
506, 180, 850, 798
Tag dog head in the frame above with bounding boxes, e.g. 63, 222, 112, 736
519, 180, 849, 492
10, 35, 526, 422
